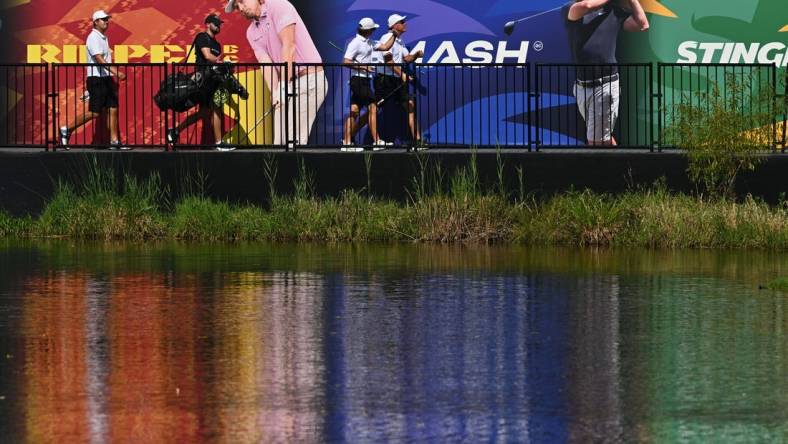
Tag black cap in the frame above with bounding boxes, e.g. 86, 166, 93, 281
205, 14, 224, 26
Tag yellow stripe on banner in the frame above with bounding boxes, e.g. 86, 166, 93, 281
1, 0, 31, 8
0, 87, 22, 120
779, 25, 788, 32
777, 122, 787, 149
640, 0, 678, 18
223, 69, 273, 146
740, 121, 786, 147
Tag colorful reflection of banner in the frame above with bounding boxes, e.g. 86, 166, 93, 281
2, 0, 786, 145
20, 271, 327, 443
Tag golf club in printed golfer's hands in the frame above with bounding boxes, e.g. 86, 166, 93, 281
504, 3, 568, 35
243, 69, 289, 138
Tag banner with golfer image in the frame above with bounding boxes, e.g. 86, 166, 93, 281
3, 0, 786, 147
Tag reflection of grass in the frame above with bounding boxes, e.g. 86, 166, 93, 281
767, 278, 788, 292
2, 163, 788, 247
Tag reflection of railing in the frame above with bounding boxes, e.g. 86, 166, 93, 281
0, 62, 782, 151
0, 64, 49, 148
657, 63, 779, 152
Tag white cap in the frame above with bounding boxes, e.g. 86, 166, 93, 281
387, 14, 407, 29
225, 0, 236, 13
358, 17, 379, 30
92, 10, 111, 21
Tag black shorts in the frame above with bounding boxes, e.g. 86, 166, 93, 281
349, 76, 375, 106
374, 74, 408, 106
87, 76, 119, 113
196, 84, 220, 108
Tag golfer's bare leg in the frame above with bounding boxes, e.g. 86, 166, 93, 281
351, 112, 370, 139
108, 107, 119, 142
587, 137, 617, 147
176, 106, 209, 132
407, 99, 420, 141
368, 103, 378, 142
67, 110, 99, 133
344, 104, 360, 144
211, 108, 222, 143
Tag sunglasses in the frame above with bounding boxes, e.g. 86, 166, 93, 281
97, 17, 110, 22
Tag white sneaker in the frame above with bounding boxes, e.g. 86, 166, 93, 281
110, 140, 132, 151
59, 126, 70, 151
215, 143, 236, 152
340, 145, 364, 152
372, 140, 392, 151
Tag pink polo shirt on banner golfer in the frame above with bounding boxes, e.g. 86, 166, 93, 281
245, 0, 322, 65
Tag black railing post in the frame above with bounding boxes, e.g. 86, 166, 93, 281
648, 62, 654, 152
783, 68, 788, 153
771, 64, 777, 152
49, 64, 59, 151
526, 63, 532, 151
656, 63, 663, 152
286, 62, 293, 152
533, 64, 540, 151
44, 64, 50, 151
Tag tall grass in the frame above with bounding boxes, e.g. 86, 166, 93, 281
36, 161, 165, 240
3, 156, 788, 248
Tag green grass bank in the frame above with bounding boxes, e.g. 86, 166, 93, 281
1, 162, 787, 248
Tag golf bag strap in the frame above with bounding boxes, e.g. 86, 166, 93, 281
182, 34, 199, 67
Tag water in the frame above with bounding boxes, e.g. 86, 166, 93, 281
0, 242, 786, 443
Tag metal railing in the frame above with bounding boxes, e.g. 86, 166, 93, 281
411, 63, 531, 148
657, 63, 778, 151
535, 63, 653, 149
302, 63, 531, 149
0, 64, 49, 148
0, 62, 783, 152
167, 63, 288, 149
52, 63, 169, 149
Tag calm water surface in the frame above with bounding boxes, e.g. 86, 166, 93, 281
0, 242, 786, 443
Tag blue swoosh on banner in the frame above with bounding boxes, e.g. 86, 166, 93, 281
347, 0, 495, 41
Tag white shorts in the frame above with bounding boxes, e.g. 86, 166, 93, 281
573, 77, 620, 143
274, 71, 328, 146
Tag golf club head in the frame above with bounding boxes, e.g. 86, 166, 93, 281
504, 21, 515, 36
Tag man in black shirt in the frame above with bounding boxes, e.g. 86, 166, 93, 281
566, 0, 649, 146
167, 14, 235, 151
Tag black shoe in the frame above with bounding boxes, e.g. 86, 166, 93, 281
166, 128, 179, 144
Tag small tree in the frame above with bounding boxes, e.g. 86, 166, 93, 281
666, 71, 782, 199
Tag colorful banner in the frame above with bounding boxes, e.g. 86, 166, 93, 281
1, 0, 785, 146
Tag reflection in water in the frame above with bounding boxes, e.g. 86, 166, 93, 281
23, 273, 91, 443
86, 278, 110, 444
2, 243, 787, 442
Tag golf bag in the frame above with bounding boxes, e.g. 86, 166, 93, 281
153, 71, 204, 112
154, 34, 248, 112
154, 64, 249, 112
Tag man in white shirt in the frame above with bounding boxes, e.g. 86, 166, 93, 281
374, 14, 424, 147
59, 10, 128, 150
342, 18, 391, 151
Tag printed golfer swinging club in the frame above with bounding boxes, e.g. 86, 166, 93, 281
503, 4, 567, 35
